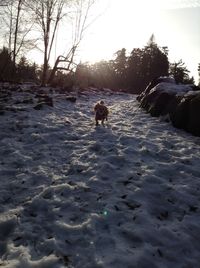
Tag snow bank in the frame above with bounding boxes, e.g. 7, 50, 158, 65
151, 82, 193, 95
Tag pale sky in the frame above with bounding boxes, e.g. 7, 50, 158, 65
78, 0, 200, 84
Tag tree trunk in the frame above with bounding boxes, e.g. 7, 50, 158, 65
47, 57, 60, 84
41, 47, 48, 86
13, 0, 22, 69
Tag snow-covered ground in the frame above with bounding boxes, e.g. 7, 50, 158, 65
1, 88, 200, 268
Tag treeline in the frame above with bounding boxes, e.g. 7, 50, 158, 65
0, 1, 199, 93
0, 47, 39, 83
75, 37, 197, 94
0, 37, 199, 94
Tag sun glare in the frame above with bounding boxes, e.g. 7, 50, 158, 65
77, 0, 200, 83
27, 0, 200, 82
79, 0, 162, 63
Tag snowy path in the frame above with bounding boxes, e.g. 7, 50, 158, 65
1, 89, 200, 268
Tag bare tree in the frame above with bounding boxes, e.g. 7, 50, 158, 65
0, 0, 36, 70
28, 0, 96, 86
47, 0, 96, 85
0, 0, 96, 84
27, 0, 71, 86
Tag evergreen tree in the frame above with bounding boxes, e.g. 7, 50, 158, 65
127, 48, 143, 92
17, 56, 38, 82
169, 60, 193, 84
113, 48, 127, 88
126, 39, 169, 93
142, 42, 169, 86
0, 47, 14, 81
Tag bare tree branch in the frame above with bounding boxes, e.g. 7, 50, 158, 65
48, 0, 97, 85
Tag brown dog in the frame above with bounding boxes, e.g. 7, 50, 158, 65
94, 100, 109, 126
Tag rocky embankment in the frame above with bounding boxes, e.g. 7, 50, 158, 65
137, 77, 200, 137
0, 83, 77, 115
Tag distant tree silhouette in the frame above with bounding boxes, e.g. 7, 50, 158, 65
75, 63, 90, 88
169, 60, 193, 84
74, 39, 170, 93
0, 46, 39, 82
142, 39, 169, 87
75, 60, 117, 89
17, 56, 39, 82
113, 48, 127, 88
198, 63, 200, 86
75, 38, 198, 93
0, 47, 14, 81
126, 40, 169, 93
0, 0, 36, 76
126, 48, 143, 92
147, 33, 156, 46
96, 60, 116, 89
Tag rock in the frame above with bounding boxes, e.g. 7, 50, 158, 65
144, 76, 175, 95
34, 103, 43, 110
66, 96, 76, 102
187, 95, 200, 136
149, 91, 175, 117
35, 94, 53, 107
170, 94, 196, 130
137, 77, 200, 137
163, 95, 181, 118
140, 90, 160, 111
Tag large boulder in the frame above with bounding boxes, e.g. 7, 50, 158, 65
137, 77, 200, 137
187, 94, 200, 136
144, 77, 175, 95
148, 91, 176, 117
170, 94, 195, 130
140, 90, 160, 111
